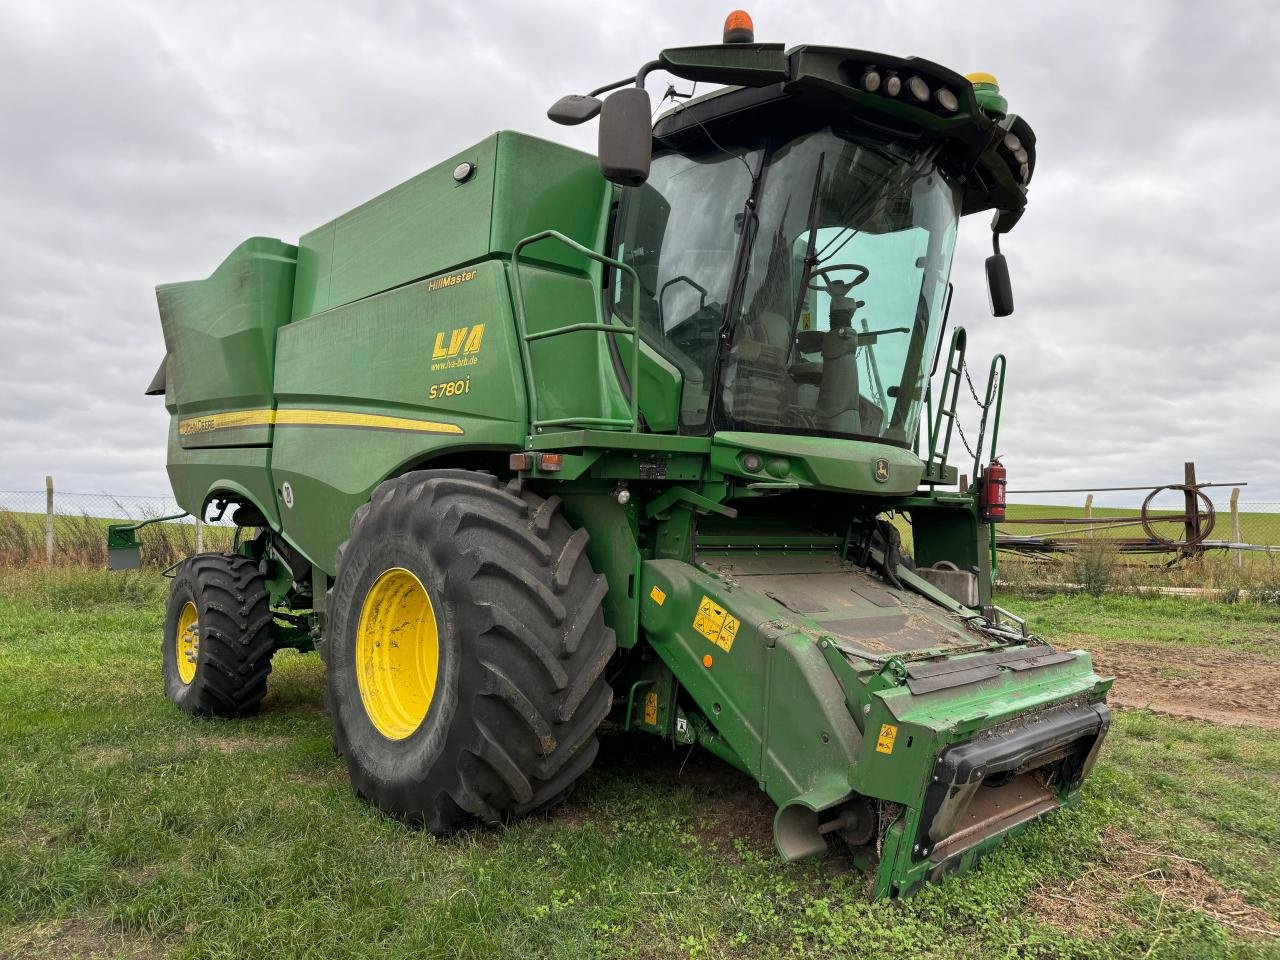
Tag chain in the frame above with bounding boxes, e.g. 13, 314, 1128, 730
952, 358, 990, 462
962, 358, 989, 410
955, 413, 977, 459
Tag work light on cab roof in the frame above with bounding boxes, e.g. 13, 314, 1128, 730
119, 7, 1109, 903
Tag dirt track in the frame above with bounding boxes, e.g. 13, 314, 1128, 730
1078, 639, 1280, 729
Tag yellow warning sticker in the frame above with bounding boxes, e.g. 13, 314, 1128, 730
643, 690, 659, 726
649, 585, 667, 606
693, 595, 740, 652
875, 723, 898, 755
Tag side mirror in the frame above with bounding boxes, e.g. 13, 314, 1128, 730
547, 94, 602, 125
985, 252, 1014, 317
598, 88, 652, 186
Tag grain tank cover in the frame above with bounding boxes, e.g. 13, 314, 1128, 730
290, 131, 610, 322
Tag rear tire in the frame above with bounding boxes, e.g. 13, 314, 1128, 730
163, 553, 274, 717
324, 470, 615, 833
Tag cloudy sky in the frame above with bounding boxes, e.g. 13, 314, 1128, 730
2, 0, 1277, 505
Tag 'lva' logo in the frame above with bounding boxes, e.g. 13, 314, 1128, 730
432, 324, 485, 360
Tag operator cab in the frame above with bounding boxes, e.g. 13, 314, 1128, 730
612, 124, 956, 449
558, 36, 1035, 453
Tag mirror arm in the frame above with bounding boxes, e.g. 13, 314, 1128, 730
590, 74, 642, 98
589, 59, 663, 98
990, 207, 1024, 234
633, 59, 664, 89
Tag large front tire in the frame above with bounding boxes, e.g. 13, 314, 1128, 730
325, 470, 615, 833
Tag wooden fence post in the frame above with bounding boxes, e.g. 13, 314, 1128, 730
1230, 487, 1242, 570
1183, 461, 1200, 559
44, 475, 54, 565
1084, 494, 1094, 539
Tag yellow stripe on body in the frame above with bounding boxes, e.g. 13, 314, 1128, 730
178, 408, 464, 437
178, 409, 275, 435
272, 410, 465, 434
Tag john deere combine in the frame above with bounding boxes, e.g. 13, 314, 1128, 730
116, 13, 1111, 897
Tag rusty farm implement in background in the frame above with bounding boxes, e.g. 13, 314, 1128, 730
995, 463, 1279, 562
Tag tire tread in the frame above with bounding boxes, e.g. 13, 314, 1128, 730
327, 470, 615, 832
164, 553, 274, 718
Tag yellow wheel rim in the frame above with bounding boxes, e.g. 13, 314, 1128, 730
356, 567, 440, 741
176, 600, 199, 685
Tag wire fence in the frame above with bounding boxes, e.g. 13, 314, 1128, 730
3, 477, 1279, 590
998, 492, 1280, 552
0, 490, 189, 521
0, 484, 234, 568
995, 483, 1280, 597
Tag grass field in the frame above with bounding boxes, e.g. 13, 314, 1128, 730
1, 569, 1278, 959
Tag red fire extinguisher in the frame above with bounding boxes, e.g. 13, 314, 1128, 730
981, 458, 1007, 524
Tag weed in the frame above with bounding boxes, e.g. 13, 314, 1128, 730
1071, 538, 1119, 597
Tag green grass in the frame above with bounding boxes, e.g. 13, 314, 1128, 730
1, 570, 1277, 959
1001, 591, 1280, 653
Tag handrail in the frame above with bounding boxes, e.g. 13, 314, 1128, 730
926, 326, 966, 476
918, 384, 930, 456
972, 353, 1007, 480
975, 354, 1008, 578
511, 230, 641, 437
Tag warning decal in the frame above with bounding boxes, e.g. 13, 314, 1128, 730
643, 690, 659, 726
875, 723, 898, 755
693, 595, 740, 652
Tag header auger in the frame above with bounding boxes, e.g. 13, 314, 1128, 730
119, 12, 1110, 898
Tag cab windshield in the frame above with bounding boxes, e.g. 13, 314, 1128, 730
613, 127, 958, 445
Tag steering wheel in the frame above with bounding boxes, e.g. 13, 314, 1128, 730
806, 263, 870, 299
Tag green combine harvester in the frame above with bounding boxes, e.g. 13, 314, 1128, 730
113, 13, 1111, 897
